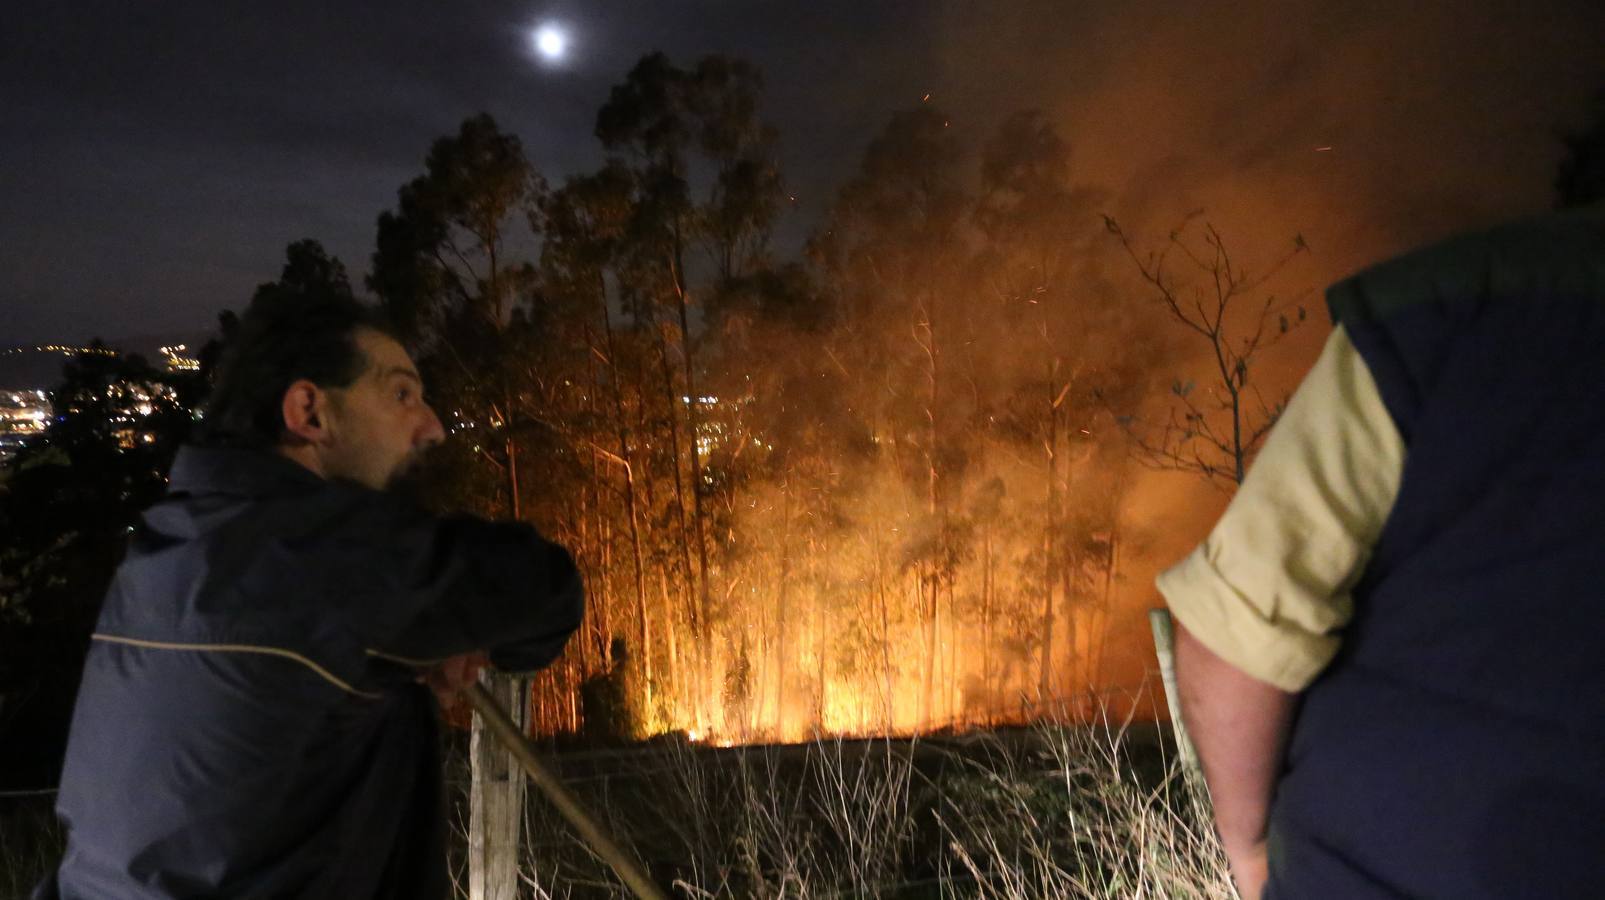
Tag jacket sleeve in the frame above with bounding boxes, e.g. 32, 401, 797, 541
335, 493, 586, 673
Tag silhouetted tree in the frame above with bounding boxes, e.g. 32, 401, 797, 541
1104, 213, 1310, 487
251, 239, 356, 308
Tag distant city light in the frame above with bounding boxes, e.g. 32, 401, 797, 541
0, 344, 117, 358
0, 389, 55, 460
159, 345, 200, 372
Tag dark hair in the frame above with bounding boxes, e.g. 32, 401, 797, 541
197, 295, 398, 449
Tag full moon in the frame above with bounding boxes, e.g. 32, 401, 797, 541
532, 24, 567, 62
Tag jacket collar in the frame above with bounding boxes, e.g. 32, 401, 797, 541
167, 445, 328, 498
1327, 207, 1605, 325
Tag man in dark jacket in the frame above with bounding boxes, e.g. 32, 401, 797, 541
37, 295, 584, 898
1160, 208, 1605, 899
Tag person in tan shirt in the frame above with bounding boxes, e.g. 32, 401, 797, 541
1158, 209, 1605, 900
1158, 324, 1403, 897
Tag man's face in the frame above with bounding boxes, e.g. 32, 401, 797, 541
319, 330, 445, 490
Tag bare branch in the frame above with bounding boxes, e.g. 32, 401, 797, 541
1106, 215, 1310, 487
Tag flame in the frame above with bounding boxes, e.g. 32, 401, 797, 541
517, 436, 1184, 747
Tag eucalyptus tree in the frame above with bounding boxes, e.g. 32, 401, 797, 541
811, 105, 971, 725
595, 52, 785, 722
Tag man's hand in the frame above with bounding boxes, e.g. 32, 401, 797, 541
1224, 838, 1268, 900
422, 652, 487, 713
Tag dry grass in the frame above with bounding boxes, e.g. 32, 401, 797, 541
0, 795, 63, 900
6, 707, 1232, 899
931, 719, 1230, 899
485, 705, 1234, 899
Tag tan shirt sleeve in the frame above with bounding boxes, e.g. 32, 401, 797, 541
1156, 325, 1405, 692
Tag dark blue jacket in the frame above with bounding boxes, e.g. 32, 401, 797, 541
38, 446, 584, 899
1267, 210, 1605, 898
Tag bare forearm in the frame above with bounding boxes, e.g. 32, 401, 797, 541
1174, 621, 1297, 896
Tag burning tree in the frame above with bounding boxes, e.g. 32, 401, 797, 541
352, 55, 1183, 774
975, 110, 1148, 704
811, 104, 973, 727
593, 52, 786, 730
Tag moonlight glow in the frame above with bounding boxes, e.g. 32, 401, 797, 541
532, 24, 567, 62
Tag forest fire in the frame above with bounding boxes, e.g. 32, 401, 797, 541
389, 79, 1222, 746
402, 75, 1298, 745
7, 4, 1601, 897
5, 2, 1603, 897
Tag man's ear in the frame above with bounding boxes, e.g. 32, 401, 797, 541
281, 380, 329, 445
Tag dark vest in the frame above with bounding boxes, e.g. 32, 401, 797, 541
1266, 210, 1605, 899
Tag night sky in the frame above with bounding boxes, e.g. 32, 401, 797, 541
3, 0, 1602, 347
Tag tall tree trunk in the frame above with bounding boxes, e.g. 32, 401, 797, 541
811, 536, 826, 729
581, 325, 609, 680
947, 571, 960, 725
598, 279, 652, 710
980, 531, 990, 711
586, 335, 614, 673
773, 472, 793, 733
1038, 362, 1061, 700
655, 327, 702, 726
919, 570, 938, 727
598, 509, 614, 670
918, 301, 942, 727
661, 573, 678, 724
668, 238, 714, 653
1095, 522, 1120, 690
1058, 387, 1079, 701
869, 468, 895, 730
1060, 554, 1076, 699
630, 344, 666, 686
